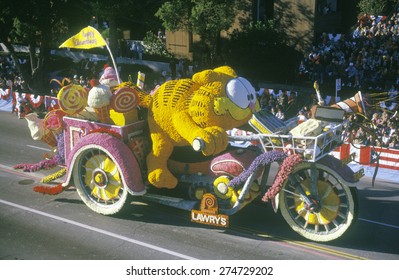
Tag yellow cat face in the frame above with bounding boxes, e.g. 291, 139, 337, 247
213, 76, 260, 121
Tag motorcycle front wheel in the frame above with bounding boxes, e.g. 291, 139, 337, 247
279, 161, 358, 242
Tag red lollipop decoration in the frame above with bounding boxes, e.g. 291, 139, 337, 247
110, 87, 140, 113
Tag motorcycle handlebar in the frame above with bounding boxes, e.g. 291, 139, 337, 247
192, 135, 259, 152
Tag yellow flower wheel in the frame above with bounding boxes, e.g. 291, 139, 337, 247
278, 160, 358, 242
73, 147, 131, 215
84, 154, 121, 201
294, 178, 340, 225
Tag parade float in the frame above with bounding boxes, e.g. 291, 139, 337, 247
15, 26, 366, 242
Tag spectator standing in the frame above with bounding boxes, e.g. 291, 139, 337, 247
169, 58, 177, 80
345, 62, 358, 87
130, 42, 138, 60
137, 42, 143, 60
275, 107, 285, 120
297, 110, 307, 124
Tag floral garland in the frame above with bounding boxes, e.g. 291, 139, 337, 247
13, 131, 65, 172
262, 153, 303, 202
33, 183, 64, 195
41, 167, 67, 183
13, 154, 60, 172
228, 150, 288, 188
227, 149, 303, 202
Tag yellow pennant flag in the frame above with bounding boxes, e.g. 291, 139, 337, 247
59, 26, 107, 49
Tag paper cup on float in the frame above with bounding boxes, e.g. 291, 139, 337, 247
136, 71, 145, 89
24, 113, 45, 141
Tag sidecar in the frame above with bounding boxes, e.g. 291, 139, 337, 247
61, 116, 149, 215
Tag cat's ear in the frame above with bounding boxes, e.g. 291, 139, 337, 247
192, 66, 237, 85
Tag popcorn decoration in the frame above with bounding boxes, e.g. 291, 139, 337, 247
57, 84, 88, 115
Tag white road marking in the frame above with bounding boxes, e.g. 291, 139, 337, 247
1, 162, 398, 257
0, 199, 198, 260
26, 145, 52, 151
359, 218, 399, 230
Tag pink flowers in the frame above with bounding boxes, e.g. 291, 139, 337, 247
262, 153, 303, 202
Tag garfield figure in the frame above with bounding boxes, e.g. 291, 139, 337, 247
123, 66, 259, 189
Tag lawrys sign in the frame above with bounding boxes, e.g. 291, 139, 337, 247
191, 193, 229, 228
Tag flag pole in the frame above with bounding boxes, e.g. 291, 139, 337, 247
103, 40, 121, 84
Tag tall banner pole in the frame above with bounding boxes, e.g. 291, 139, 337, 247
103, 41, 121, 84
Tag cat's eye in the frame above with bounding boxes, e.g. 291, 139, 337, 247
226, 77, 256, 109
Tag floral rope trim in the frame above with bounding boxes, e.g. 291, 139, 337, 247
262, 153, 303, 202
86, 128, 122, 140
228, 150, 288, 188
33, 183, 65, 195
13, 155, 59, 172
41, 167, 67, 183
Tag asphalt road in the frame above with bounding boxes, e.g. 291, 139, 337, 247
0, 111, 398, 261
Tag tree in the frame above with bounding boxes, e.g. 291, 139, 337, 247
0, 0, 72, 94
155, 0, 248, 65
357, 0, 398, 15
83, 0, 165, 56
0, 0, 165, 94
223, 21, 300, 83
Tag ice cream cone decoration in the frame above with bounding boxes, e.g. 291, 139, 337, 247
41, 129, 58, 147
88, 80, 113, 124
94, 105, 113, 124
100, 66, 119, 90
330, 91, 367, 116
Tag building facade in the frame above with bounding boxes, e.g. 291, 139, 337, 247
165, 0, 357, 60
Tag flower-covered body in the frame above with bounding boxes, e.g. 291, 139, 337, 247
135, 66, 259, 189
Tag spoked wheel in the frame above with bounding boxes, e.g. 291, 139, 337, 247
279, 162, 358, 242
73, 147, 132, 215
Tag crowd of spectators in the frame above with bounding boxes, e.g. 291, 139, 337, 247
296, 10, 399, 149
345, 109, 399, 149
299, 11, 399, 91
1, 55, 32, 96
257, 88, 302, 121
